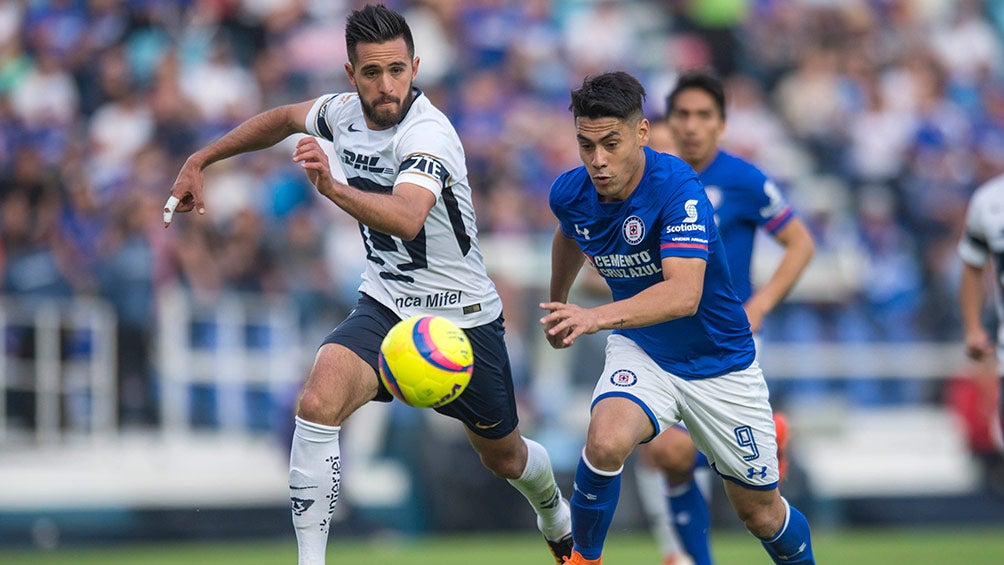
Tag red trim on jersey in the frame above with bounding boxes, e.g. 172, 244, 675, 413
661, 242, 708, 251
764, 206, 793, 233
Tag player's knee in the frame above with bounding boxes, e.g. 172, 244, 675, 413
294, 388, 325, 421
295, 387, 344, 426
584, 435, 632, 471
478, 446, 523, 479
734, 497, 785, 538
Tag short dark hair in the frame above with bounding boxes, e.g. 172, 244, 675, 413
569, 71, 646, 122
345, 4, 414, 64
666, 69, 726, 120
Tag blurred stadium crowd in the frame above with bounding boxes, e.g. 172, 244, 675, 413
2, 0, 1004, 429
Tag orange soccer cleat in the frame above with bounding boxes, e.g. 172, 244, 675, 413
563, 549, 602, 564
774, 411, 790, 481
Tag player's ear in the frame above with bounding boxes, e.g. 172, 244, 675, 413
412, 56, 420, 80
637, 118, 650, 147
344, 62, 356, 87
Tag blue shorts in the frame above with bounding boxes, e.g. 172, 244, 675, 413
322, 293, 518, 439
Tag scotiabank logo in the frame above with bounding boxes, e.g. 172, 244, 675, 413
683, 199, 699, 223
666, 223, 706, 233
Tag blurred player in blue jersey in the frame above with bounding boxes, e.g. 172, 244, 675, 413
637, 70, 816, 565
162, 5, 572, 564
541, 71, 814, 565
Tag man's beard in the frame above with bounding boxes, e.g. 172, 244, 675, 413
361, 89, 414, 129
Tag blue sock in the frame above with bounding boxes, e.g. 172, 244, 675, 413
760, 498, 814, 564
669, 480, 712, 565
569, 454, 621, 560
694, 450, 709, 469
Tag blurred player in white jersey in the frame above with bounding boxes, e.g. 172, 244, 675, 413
161, 4, 571, 564
959, 173, 1004, 443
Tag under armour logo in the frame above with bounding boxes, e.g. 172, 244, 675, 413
575, 224, 590, 240
291, 497, 315, 516
778, 542, 807, 560
573, 480, 597, 501
746, 466, 767, 480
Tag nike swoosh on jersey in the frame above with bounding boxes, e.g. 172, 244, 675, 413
347, 123, 361, 132
474, 420, 502, 429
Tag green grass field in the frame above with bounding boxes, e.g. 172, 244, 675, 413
5, 527, 1004, 564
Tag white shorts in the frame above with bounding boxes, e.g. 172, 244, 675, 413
592, 334, 779, 489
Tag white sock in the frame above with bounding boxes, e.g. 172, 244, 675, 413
694, 465, 713, 505
506, 437, 571, 541
289, 416, 341, 565
633, 460, 687, 558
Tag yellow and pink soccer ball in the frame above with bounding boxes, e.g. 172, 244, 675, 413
378, 315, 473, 408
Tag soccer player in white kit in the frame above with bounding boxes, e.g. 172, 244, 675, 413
161, 5, 572, 564
958, 173, 1004, 442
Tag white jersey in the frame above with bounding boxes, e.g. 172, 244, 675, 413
305, 89, 501, 328
959, 174, 1004, 355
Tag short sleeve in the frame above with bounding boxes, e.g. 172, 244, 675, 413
304, 93, 348, 142
959, 192, 989, 267
394, 116, 462, 198
756, 178, 795, 234
659, 178, 711, 260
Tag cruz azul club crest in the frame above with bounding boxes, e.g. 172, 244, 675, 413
622, 215, 645, 245
609, 369, 638, 387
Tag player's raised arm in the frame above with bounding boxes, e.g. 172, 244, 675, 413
292, 137, 436, 240
163, 100, 315, 227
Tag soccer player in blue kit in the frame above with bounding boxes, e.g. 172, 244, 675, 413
638, 70, 817, 564
541, 71, 814, 564
162, 5, 572, 564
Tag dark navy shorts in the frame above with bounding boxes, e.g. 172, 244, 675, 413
322, 293, 518, 439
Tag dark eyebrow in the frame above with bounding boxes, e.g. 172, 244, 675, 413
360, 60, 408, 72
577, 131, 622, 144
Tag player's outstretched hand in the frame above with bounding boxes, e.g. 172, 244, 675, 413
163, 160, 206, 227
293, 136, 334, 196
540, 301, 599, 348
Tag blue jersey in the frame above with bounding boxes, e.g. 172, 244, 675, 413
549, 147, 755, 379
699, 150, 794, 302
